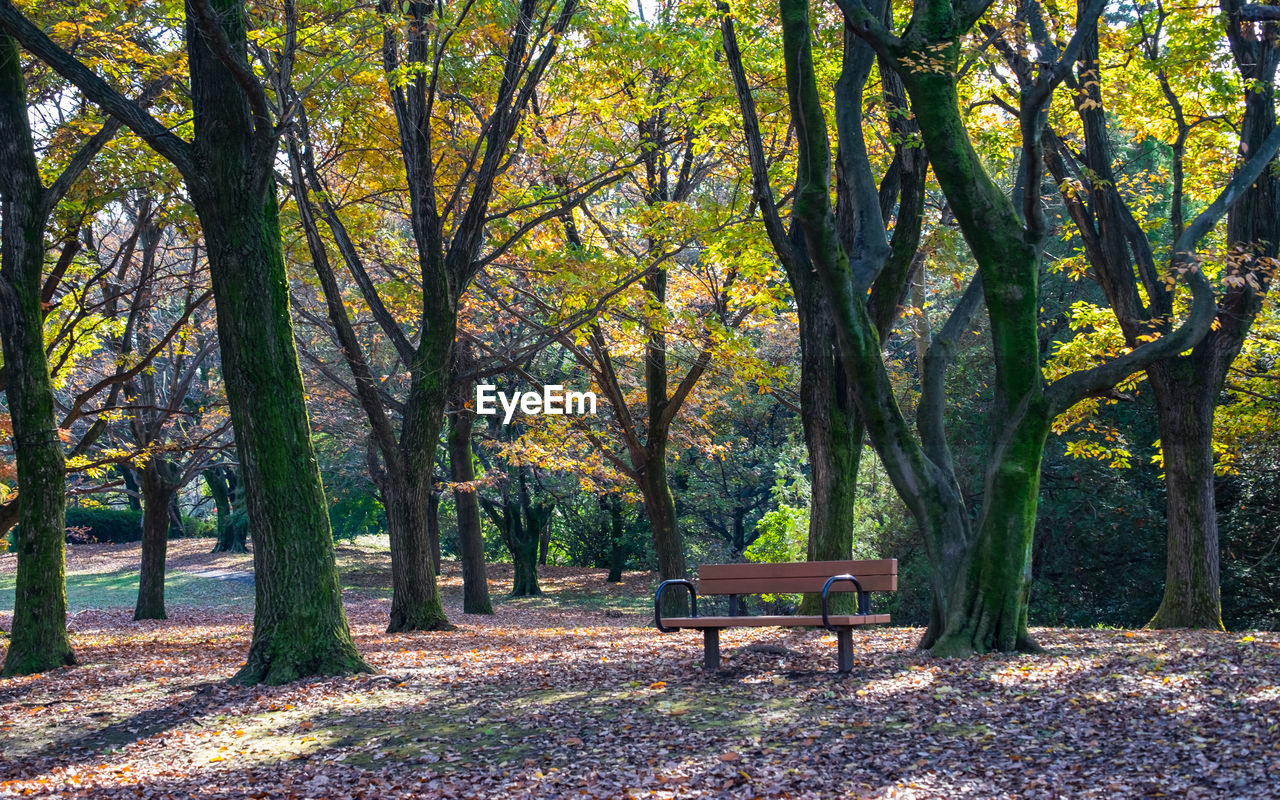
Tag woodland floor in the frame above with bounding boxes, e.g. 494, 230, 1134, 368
1, 541, 1278, 799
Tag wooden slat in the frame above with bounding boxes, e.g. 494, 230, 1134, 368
659, 614, 891, 629
699, 560, 896, 580
699, 574, 897, 595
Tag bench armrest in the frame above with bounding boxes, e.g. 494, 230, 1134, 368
821, 574, 867, 630
654, 579, 698, 632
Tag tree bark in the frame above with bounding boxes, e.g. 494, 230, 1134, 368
121, 465, 143, 511
200, 199, 367, 683
641, 458, 687, 616
797, 285, 862, 616
1147, 360, 1224, 628
0, 0, 370, 681
776, 0, 1049, 654
206, 467, 246, 553
894, 63, 1049, 655
183, 0, 366, 683
286, 120, 447, 634
482, 468, 550, 598
606, 499, 626, 583
1147, 4, 1278, 628
0, 32, 75, 676
426, 487, 442, 574
448, 398, 493, 615
538, 515, 551, 566
506, 506, 542, 597
383, 460, 450, 631
135, 459, 179, 621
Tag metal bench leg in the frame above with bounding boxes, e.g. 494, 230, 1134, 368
704, 628, 721, 671
836, 628, 853, 673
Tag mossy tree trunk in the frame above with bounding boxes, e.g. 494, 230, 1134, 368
1029, 2, 1278, 630
0, 28, 137, 674
135, 457, 182, 621
0, 0, 372, 683
1147, 360, 1223, 629
206, 466, 246, 553
795, 277, 863, 616
640, 452, 685, 612
198, 197, 367, 683
606, 498, 626, 583
182, 0, 367, 683
897, 63, 1052, 654
384, 322, 453, 631
427, 488, 442, 575
482, 467, 552, 598
538, 514, 552, 566
758, 0, 1214, 654
0, 33, 75, 676
1149, 4, 1278, 628
722, 6, 924, 617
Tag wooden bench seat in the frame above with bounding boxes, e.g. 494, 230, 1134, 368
659, 614, 891, 628
654, 559, 897, 673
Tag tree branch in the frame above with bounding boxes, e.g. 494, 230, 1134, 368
1046, 119, 1280, 413
0, 2, 196, 177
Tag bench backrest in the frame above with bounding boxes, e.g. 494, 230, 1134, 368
697, 559, 898, 596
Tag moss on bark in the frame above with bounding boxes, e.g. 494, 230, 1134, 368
0, 33, 75, 676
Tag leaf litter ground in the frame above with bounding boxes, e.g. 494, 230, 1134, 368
1, 542, 1278, 799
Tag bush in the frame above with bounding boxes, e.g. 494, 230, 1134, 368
178, 516, 216, 538
10, 507, 213, 545
328, 492, 386, 541
743, 504, 807, 565
64, 507, 143, 543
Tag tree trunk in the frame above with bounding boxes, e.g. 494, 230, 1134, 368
538, 517, 551, 566
1146, 30, 1276, 629
167, 493, 185, 538
0, 33, 75, 676
383, 461, 450, 631
1147, 360, 1224, 629
507, 473, 550, 597
199, 199, 367, 683
797, 292, 862, 615
508, 510, 542, 597
778, 1, 1047, 655
179, 0, 368, 684
135, 460, 178, 621
927, 414, 1050, 655
427, 487, 441, 574
448, 401, 493, 615
639, 457, 687, 616
121, 465, 143, 511
384, 321, 452, 631
206, 467, 245, 553
606, 498, 625, 583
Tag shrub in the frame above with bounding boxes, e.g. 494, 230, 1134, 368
328, 493, 386, 541
64, 507, 143, 543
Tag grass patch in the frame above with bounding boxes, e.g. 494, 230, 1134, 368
0, 570, 254, 613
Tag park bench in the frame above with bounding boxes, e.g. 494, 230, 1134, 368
654, 559, 897, 673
